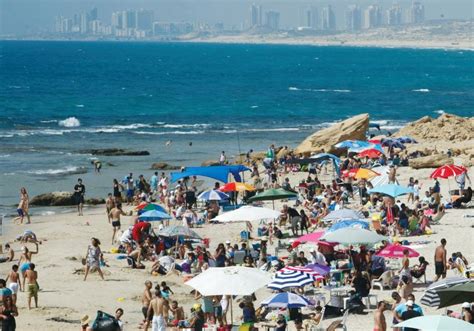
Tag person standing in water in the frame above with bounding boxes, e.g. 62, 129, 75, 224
74, 178, 86, 216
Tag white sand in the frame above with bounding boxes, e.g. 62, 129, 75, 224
1, 164, 473, 330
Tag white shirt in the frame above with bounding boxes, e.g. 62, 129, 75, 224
311, 251, 327, 266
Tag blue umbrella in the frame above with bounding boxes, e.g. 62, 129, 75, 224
322, 208, 365, 222
138, 210, 172, 221
310, 153, 340, 163
368, 184, 413, 198
397, 136, 418, 144
327, 219, 370, 233
335, 140, 371, 150
261, 292, 312, 308
381, 138, 406, 150
197, 190, 229, 201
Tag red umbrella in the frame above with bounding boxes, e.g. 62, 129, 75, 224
342, 168, 358, 178
430, 165, 467, 179
376, 244, 420, 258
357, 148, 382, 159
368, 139, 381, 144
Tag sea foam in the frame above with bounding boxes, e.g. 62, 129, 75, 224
58, 117, 81, 127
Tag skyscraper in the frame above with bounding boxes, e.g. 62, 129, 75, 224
321, 5, 336, 31
250, 4, 262, 26
306, 7, 319, 29
265, 11, 280, 30
89, 7, 98, 21
111, 11, 123, 30
80, 13, 88, 34
409, 1, 425, 24
136, 9, 154, 31
363, 5, 382, 29
387, 4, 403, 26
122, 10, 137, 30
346, 5, 362, 32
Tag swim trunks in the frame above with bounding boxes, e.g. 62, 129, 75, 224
20, 262, 31, 274
152, 315, 166, 331
435, 261, 445, 276
8, 283, 19, 294
112, 220, 121, 228
27, 283, 38, 298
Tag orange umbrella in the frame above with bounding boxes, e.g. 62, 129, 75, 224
353, 168, 380, 180
219, 182, 255, 192
357, 148, 382, 159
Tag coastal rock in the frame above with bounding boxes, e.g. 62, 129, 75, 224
201, 160, 221, 167
295, 114, 370, 155
150, 162, 180, 170
30, 192, 105, 206
409, 154, 453, 169
80, 148, 150, 156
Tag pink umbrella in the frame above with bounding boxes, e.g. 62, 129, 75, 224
376, 244, 420, 258
297, 231, 325, 243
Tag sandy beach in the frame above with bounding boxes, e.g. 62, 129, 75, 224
1, 156, 473, 330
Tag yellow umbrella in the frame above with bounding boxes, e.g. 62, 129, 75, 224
354, 168, 380, 180
219, 182, 256, 192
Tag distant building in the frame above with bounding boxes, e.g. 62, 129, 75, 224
387, 4, 403, 26
111, 11, 123, 30
250, 4, 263, 26
409, 1, 425, 24
80, 13, 88, 34
346, 5, 362, 31
122, 10, 136, 30
363, 5, 382, 29
321, 5, 336, 31
265, 11, 280, 30
153, 22, 193, 35
90, 20, 102, 35
136, 9, 154, 31
89, 7, 98, 21
305, 7, 319, 29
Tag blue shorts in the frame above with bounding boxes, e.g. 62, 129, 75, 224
17, 208, 24, 217
127, 189, 134, 198
20, 262, 31, 273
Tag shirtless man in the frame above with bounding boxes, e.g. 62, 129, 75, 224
144, 290, 169, 331
25, 263, 38, 309
6, 265, 21, 304
169, 300, 185, 323
434, 238, 447, 282
141, 280, 153, 325
109, 203, 129, 244
374, 301, 388, 331
388, 166, 397, 184
105, 193, 115, 223
0, 244, 14, 263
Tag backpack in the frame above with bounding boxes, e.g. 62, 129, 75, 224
92, 310, 121, 331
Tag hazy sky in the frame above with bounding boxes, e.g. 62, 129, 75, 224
1, 0, 473, 34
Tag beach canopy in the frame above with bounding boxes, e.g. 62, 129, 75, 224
248, 188, 297, 208
335, 140, 371, 150
297, 231, 325, 243
170, 165, 250, 184
322, 209, 365, 222
267, 270, 316, 290
327, 219, 370, 232
368, 184, 413, 198
185, 266, 271, 296
158, 226, 202, 239
321, 228, 387, 245
261, 292, 312, 309
212, 205, 280, 223
219, 182, 255, 192
138, 210, 172, 221
421, 277, 471, 307
430, 165, 467, 179
393, 315, 474, 331
376, 244, 420, 259
436, 282, 474, 309
197, 190, 229, 201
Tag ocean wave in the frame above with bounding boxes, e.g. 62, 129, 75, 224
434, 109, 445, 115
371, 120, 388, 125
0, 154, 11, 158
412, 89, 430, 93
250, 105, 259, 108
162, 124, 211, 129
75, 104, 85, 108
27, 166, 88, 176
39, 211, 56, 216
0, 134, 14, 138
40, 120, 58, 123
58, 117, 81, 127
8, 85, 29, 89
246, 128, 300, 132
134, 130, 205, 135
288, 87, 300, 91
312, 89, 351, 93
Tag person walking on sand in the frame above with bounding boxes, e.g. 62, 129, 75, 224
83, 238, 105, 281
0, 295, 18, 330
109, 203, 130, 244
74, 178, 86, 216
6, 265, 21, 304
13, 187, 31, 224
373, 301, 388, 331
18, 243, 38, 289
25, 263, 38, 309
141, 281, 153, 327
434, 238, 447, 282
105, 193, 115, 224
144, 290, 169, 331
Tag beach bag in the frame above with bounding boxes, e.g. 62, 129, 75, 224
92, 310, 121, 331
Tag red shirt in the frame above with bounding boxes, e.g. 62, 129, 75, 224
132, 222, 150, 242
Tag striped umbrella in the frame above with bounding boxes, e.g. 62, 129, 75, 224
279, 266, 325, 281
267, 270, 316, 290
197, 190, 229, 201
158, 226, 202, 239
430, 165, 467, 179
421, 277, 470, 307
138, 210, 172, 221
261, 292, 312, 308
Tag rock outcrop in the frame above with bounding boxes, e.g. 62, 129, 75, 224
409, 154, 454, 169
30, 192, 105, 206
201, 160, 221, 167
79, 148, 150, 156
150, 162, 180, 170
295, 114, 370, 155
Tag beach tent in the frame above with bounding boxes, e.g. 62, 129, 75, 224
170, 165, 250, 184
212, 205, 280, 223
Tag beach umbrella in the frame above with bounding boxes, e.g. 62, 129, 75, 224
305, 263, 331, 276
261, 292, 312, 309
321, 228, 387, 245
322, 208, 365, 223
219, 182, 255, 192
349, 143, 384, 154
397, 136, 417, 144
381, 138, 406, 150
138, 209, 172, 221
353, 168, 380, 180
376, 244, 420, 259
297, 231, 325, 243
357, 149, 383, 159
335, 140, 371, 150
247, 188, 297, 209
327, 219, 370, 233
421, 277, 471, 307
393, 315, 474, 331
278, 266, 325, 281
436, 282, 474, 309
158, 225, 202, 239
430, 165, 467, 179
135, 201, 149, 210
267, 270, 316, 290
309, 153, 341, 163
367, 184, 413, 198
197, 190, 229, 201
368, 139, 381, 145
137, 203, 167, 214
212, 205, 280, 223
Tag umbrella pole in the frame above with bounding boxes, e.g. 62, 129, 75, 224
230, 297, 234, 327
272, 200, 275, 210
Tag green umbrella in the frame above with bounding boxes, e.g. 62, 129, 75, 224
248, 188, 297, 209
436, 282, 474, 308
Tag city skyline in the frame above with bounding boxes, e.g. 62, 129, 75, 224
1, 0, 473, 36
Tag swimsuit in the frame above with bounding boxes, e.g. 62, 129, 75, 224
435, 261, 445, 276
8, 283, 19, 294
112, 220, 121, 228
20, 262, 31, 274
152, 315, 166, 331
27, 283, 38, 298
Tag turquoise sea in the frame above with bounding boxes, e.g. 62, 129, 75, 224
0, 41, 473, 213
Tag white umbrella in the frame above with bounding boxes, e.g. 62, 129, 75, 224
321, 227, 387, 245
212, 205, 281, 223
393, 315, 474, 331
322, 208, 365, 222
197, 190, 229, 201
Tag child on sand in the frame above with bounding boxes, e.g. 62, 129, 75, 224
6, 265, 21, 304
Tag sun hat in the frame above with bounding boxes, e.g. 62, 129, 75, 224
462, 302, 471, 309
81, 315, 90, 326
